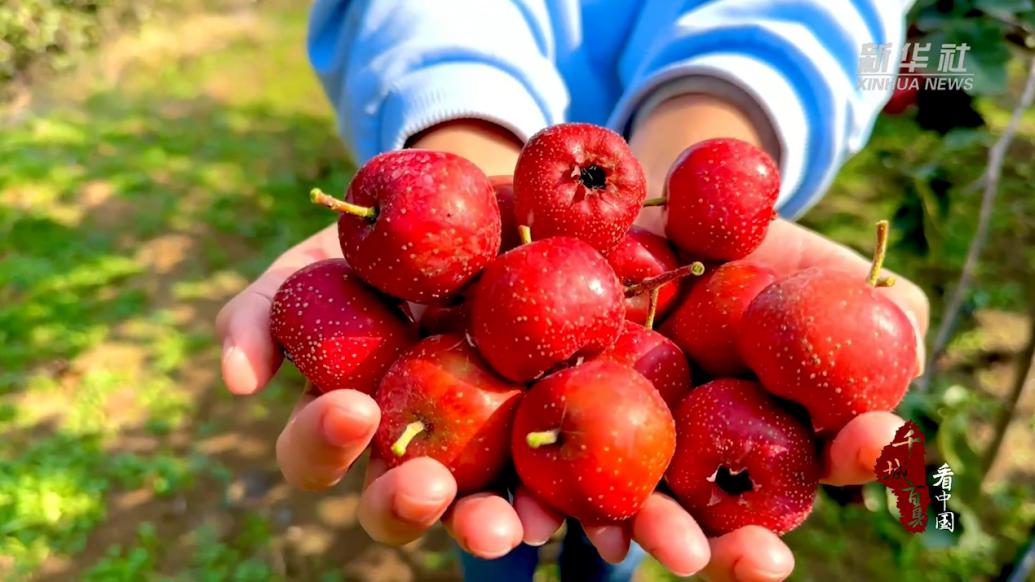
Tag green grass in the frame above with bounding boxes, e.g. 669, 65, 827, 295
82, 515, 278, 582
0, 4, 342, 578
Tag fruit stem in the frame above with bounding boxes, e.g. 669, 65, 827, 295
642, 197, 667, 207
390, 421, 425, 456
310, 187, 378, 221
518, 225, 532, 245
624, 261, 705, 298
865, 220, 895, 287
526, 430, 559, 448
644, 287, 661, 330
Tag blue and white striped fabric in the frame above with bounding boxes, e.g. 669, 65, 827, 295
307, 0, 911, 217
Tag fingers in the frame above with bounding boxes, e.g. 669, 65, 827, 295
583, 523, 631, 564
216, 225, 340, 395
631, 493, 710, 577
218, 274, 287, 396
513, 487, 564, 546
275, 388, 380, 491
821, 411, 905, 486
358, 457, 457, 546
902, 307, 927, 376
742, 219, 813, 277
443, 493, 524, 559
702, 526, 795, 582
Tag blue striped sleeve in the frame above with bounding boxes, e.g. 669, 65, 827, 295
611, 0, 912, 217
307, 0, 569, 164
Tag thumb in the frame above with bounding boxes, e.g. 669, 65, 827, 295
276, 387, 380, 491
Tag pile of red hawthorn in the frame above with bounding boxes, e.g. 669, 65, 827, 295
270, 123, 918, 538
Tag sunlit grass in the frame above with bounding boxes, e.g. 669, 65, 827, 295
0, 3, 341, 578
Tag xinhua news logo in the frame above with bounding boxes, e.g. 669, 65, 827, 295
858, 42, 975, 92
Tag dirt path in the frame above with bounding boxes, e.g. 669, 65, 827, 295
4, 4, 459, 581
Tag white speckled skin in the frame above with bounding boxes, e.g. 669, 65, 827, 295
665, 379, 818, 536
664, 138, 779, 262
512, 361, 675, 523
469, 237, 625, 383
597, 321, 692, 410
738, 268, 919, 433
661, 260, 777, 377
338, 150, 501, 303
270, 259, 417, 394
514, 123, 646, 254
373, 334, 523, 493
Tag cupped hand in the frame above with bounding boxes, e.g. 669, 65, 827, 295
691, 219, 928, 581
509, 405, 909, 581
216, 218, 930, 579
215, 225, 526, 558
566, 218, 926, 581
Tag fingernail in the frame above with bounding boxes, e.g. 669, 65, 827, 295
523, 521, 554, 546
395, 480, 453, 524
590, 525, 627, 563
525, 535, 549, 547
222, 336, 237, 364
321, 404, 377, 447
222, 338, 258, 395
467, 541, 518, 560
466, 524, 521, 559
735, 562, 792, 582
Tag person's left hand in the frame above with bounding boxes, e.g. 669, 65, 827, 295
216, 225, 526, 559
509, 218, 929, 581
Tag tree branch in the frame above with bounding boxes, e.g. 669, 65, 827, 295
916, 56, 1035, 391
981, 310, 1035, 484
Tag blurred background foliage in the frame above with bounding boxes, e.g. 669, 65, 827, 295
0, 0, 1033, 581
0, 0, 167, 91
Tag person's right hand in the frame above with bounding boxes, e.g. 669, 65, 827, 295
215, 225, 529, 559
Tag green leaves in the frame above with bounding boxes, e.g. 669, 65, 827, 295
932, 21, 1012, 95
974, 0, 1034, 18
911, 0, 1030, 95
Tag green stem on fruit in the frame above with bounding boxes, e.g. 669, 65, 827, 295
644, 287, 661, 330
624, 261, 705, 298
642, 197, 667, 207
518, 225, 532, 245
526, 430, 559, 449
865, 220, 895, 287
310, 187, 378, 221
390, 421, 425, 456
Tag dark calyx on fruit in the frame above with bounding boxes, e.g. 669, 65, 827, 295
579, 164, 607, 190
514, 123, 647, 253
665, 379, 819, 536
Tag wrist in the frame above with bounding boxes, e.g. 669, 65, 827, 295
629, 92, 779, 199
408, 119, 523, 177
